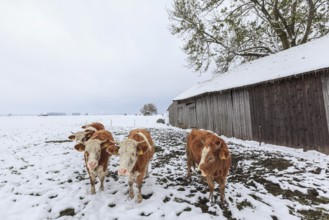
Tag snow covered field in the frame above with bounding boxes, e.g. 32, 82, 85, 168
0, 115, 328, 220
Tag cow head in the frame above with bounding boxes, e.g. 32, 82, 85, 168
75, 138, 107, 170
68, 130, 94, 145
111, 138, 146, 176
199, 137, 230, 177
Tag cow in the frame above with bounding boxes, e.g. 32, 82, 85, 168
81, 122, 105, 131
74, 129, 115, 195
68, 122, 105, 148
106, 128, 154, 203
186, 129, 231, 205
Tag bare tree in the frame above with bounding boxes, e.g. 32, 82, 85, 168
140, 103, 158, 115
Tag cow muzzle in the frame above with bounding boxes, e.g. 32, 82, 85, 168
118, 168, 129, 176
198, 163, 207, 177
88, 161, 98, 170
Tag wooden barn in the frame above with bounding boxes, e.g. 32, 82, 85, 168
169, 34, 329, 155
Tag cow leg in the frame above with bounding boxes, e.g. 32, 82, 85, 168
128, 175, 135, 199
99, 172, 105, 191
97, 166, 106, 191
144, 162, 149, 178
206, 176, 215, 204
217, 176, 227, 206
186, 157, 192, 180
136, 172, 144, 203
89, 171, 96, 195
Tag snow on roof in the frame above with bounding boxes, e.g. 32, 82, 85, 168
174, 34, 329, 101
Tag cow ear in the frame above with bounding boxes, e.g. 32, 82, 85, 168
68, 135, 75, 140
101, 142, 110, 149
219, 148, 230, 160
81, 124, 89, 129
74, 144, 85, 152
85, 131, 94, 140
137, 145, 148, 155
106, 145, 119, 155
215, 142, 230, 160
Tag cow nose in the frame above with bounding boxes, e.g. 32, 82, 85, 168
88, 161, 97, 169
118, 168, 128, 176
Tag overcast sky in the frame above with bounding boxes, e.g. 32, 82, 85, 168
0, 0, 210, 115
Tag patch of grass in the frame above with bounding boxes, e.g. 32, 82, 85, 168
257, 158, 292, 171
142, 193, 153, 200
163, 196, 170, 203
237, 199, 253, 210
108, 203, 116, 208
45, 140, 72, 143
154, 145, 164, 153
140, 212, 152, 217
298, 208, 329, 220
48, 195, 58, 199
29, 193, 41, 196
193, 197, 217, 216
174, 197, 190, 204
176, 207, 192, 216
59, 208, 75, 217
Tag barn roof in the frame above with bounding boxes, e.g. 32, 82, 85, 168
174, 34, 329, 101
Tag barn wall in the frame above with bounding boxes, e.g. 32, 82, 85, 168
249, 73, 329, 154
168, 102, 178, 127
169, 99, 197, 129
170, 69, 329, 154
174, 89, 253, 140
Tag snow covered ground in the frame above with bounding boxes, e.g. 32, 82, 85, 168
0, 115, 328, 220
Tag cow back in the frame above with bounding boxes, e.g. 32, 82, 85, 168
82, 122, 105, 131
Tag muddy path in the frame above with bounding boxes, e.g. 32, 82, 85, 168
126, 128, 329, 220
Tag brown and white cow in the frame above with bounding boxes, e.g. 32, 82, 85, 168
186, 129, 231, 205
81, 122, 105, 131
68, 122, 105, 148
74, 129, 115, 195
106, 128, 154, 203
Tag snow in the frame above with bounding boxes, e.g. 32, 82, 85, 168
0, 115, 329, 220
174, 34, 329, 101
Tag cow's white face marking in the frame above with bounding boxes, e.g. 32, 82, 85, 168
118, 139, 139, 175
73, 131, 89, 144
199, 146, 210, 176
84, 139, 102, 170
200, 146, 210, 166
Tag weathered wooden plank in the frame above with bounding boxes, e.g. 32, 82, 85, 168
315, 74, 329, 152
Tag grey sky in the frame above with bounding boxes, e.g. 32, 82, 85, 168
0, 0, 210, 115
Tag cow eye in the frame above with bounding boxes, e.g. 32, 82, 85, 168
82, 137, 86, 142
208, 156, 215, 162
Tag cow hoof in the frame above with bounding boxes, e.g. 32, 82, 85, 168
129, 192, 134, 199
137, 196, 143, 203
219, 200, 228, 208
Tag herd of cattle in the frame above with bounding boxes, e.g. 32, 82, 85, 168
68, 122, 231, 205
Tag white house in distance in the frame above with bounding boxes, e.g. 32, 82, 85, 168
168, 34, 329, 155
